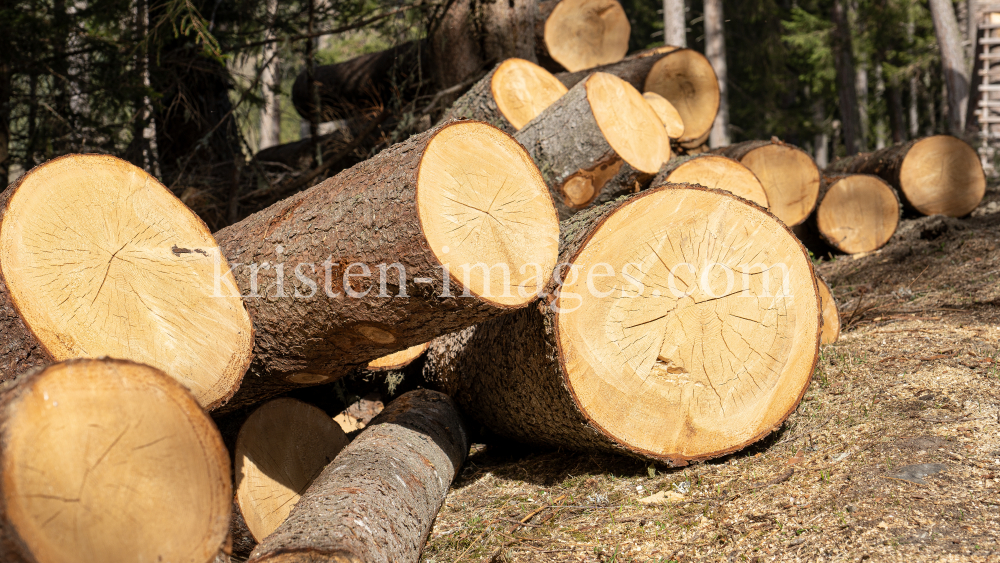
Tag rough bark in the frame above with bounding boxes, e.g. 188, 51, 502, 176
534, 0, 563, 71
832, 0, 862, 155
247, 390, 467, 563
929, 0, 970, 133
555, 46, 679, 90
663, 0, 687, 47
438, 64, 516, 134
214, 122, 544, 413
704, 0, 729, 147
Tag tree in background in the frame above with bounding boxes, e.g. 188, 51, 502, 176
704, 0, 729, 147
663, 0, 687, 47
928, 0, 969, 133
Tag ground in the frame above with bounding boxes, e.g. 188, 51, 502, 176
420, 185, 1000, 563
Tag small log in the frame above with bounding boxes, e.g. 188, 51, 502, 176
817, 276, 840, 345
538, 0, 630, 72
235, 398, 350, 543
812, 174, 900, 254
714, 139, 821, 226
247, 390, 468, 563
214, 121, 559, 412
439, 58, 567, 134
825, 135, 985, 217
651, 154, 769, 208
0, 154, 253, 409
426, 184, 821, 465
514, 72, 669, 219
0, 359, 231, 563
643, 92, 685, 140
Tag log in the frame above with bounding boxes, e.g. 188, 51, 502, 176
714, 139, 821, 226
556, 47, 720, 146
247, 389, 468, 563
235, 398, 350, 543
650, 154, 769, 208
427, 184, 821, 465
817, 276, 840, 345
439, 58, 568, 134
214, 121, 560, 412
643, 92, 685, 140
514, 72, 669, 219
537, 0, 630, 72
825, 135, 985, 217
812, 174, 900, 255
0, 359, 231, 563
0, 154, 253, 410
367, 342, 430, 371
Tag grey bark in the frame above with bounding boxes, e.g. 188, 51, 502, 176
704, 0, 729, 147
555, 46, 682, 90
929, 0, 970, 133
663, 0, 687, 47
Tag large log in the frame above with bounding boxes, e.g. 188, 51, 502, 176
214, 121, 560, 413
427, 184, 821, 465
556, 47, 720, 146
825, 135, 985, 217
536, 0, 630, 72
247, 390, 467, 563
0, 359, 231, 563
651, 154, 769, 208
0, 154, 253, 410
514, 72, 669, 219
714, 139, 821, 226
439, 58, 567, 134
811, 174, 900, 255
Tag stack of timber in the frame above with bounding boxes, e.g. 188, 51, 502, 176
0, 359, 231, 563
651, 154, 769, 208
425, 184, 821, 465
514, 72, 670, 219
826, 135, 986, 217
714, 139, 822, 226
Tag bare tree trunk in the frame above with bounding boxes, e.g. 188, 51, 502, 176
888, 73, 906, 143
663, 0, 686, 47
875, 64, 887, 149
929, 0, 970, 133
259, 0, 281, 151
305, 0, 320, 166
812, 97, 829, 168
704, 0, 729, 147
832, 0, 862, 154
857, 63, 869, 151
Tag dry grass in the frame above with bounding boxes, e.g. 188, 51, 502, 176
421, 185, 1000, 562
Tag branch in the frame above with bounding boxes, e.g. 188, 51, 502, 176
227, 6, 415, 52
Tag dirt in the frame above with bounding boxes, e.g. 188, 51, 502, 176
420, 184, 1000, 562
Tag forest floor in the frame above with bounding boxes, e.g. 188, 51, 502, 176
421, 184, 1000, 563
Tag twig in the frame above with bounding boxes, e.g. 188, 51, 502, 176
228, 6, 417, 51
500, 517, 541, 528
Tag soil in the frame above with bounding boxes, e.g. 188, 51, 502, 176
419, 183, 1000, 562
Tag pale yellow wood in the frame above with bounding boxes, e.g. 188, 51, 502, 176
367, 342, 430, 370
817, 277, 840, 345
417, 122, 560, 307
544, 0, 630, 72
492, 58, 568, 130
3, 359, 230, 563
555, 187, 819, 459
644, 50, 720, 145
235, 398, 349, 542
816, 175, 899, 254
587, 73, 670, 174
738, 145, 821, 226
642, 92, 685, 140
663, 155, 769, 208
0, 154, 253, 409
899, 135, 986, 217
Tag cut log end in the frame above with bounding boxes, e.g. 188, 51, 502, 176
367, 342, 430, 370
544, 0, 630, 72
642, 91, 685, 141
492, 58, 568, 130
657, 155, 769, 208
817, 175, 899, 254
643, 50, 720, 145
586, 73, 669, 174
555, 186, 819, 462
736, 144, 820, 226
900, 135, 985, 217
1, 359, 230, 563
235, 398, 349, 542
0, 154, 253, 409
417, 121, 560, 307
817, 277, 840, 345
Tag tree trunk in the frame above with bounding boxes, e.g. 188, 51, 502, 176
806, 174, 900, 255
888, 74, 906, 143
0, 359, 231, 563
439, 58, 567, 134
247, 390, 467, 563
213, 121, 560, 413
857, 63, 870, 152
929, 0, 970, 133
536, 0, 630, 73
817, 276, 840, 345
0, 4, 10, 187
556, 47, 720, 147
832, 0, 862, 155
663, 0, 687, 48
259, 0, 282, 151
825, 135, 985, 217
713, 139, 821, 226
513, 73, 668, 219
0, 155, 253, 409
425, 184, 820, 465
704, 0, 729, 148
812, 97, 830, 168
651, 154, 768, 208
